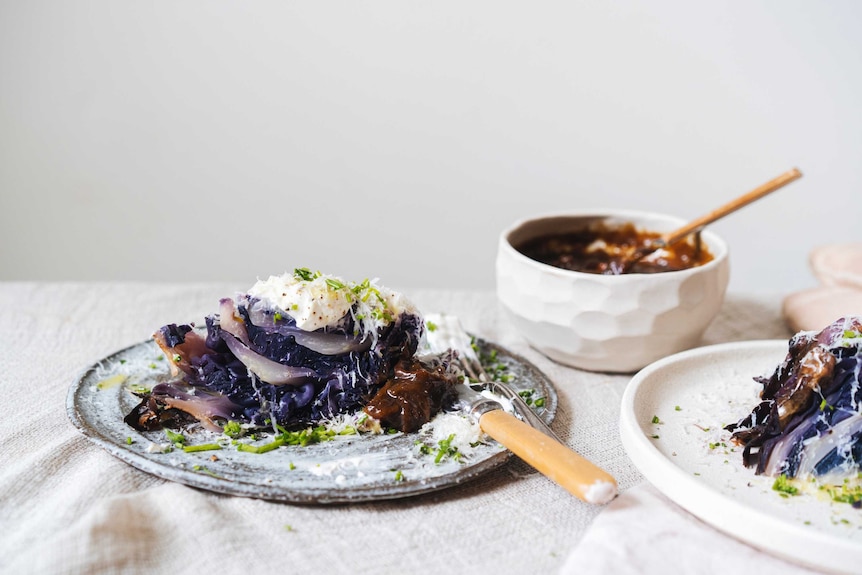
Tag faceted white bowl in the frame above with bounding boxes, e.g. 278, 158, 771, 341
496, 210, 730, 373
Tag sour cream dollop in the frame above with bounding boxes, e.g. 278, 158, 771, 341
247, 271, 417, 332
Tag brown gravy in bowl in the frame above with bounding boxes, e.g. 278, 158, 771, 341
515, 222, 713, 275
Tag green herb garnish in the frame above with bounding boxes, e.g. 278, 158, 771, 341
165, 429, 185, 446
192, 465, 220, 478
434, 434, 461, 464
294, 268, 320, 281
823, 482, 862, 505
183, 443, 222, 453
236, 439, 283, 454
772, 474, 799, 497
222, 420, 244, 439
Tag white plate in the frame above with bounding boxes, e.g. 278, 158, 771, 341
620, 340, 862, 574
68, 336, 557, 504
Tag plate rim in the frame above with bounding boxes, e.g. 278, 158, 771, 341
67, 335, 557, 504
620, 339, 862, 573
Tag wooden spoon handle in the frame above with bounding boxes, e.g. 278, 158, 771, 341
662, 167, 803, 246
479, 409, 617, 504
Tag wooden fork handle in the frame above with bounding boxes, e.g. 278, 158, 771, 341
662, 167, 803, 247
479, 409, 617, 504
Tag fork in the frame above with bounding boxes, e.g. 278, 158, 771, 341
424, 314, 617, 503
446, 325, 564, 443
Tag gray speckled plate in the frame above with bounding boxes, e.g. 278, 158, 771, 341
67, 336, 556, 504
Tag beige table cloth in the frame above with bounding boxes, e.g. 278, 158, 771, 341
0, 283, 818, 574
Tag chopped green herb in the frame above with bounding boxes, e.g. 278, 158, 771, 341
289, 461, 296, 470
533, 397, 546, 408
173, 354, 182, 363
165, 429, 185, 445
674, 405, 682, 411
824, 482, 862, 505
183, 443, 222, 453
237, 439, 283, 454
126, 436, 133, 445
772, 474, 799, 497
277, 425, 340, 446
148, 363, 157, 369
651, 415, 662, 424
294, 268, 319, 281
222, 421, 244, 439
435, 434, 461, 464
192, 465, 220, 478
426, 320, 438, 332
394, 470, 404, 482
274, 312, 283, 321
284, 524, 295, 532
325, 278, 345, 290
518, 389, 535, 406
650, 434, 660, 439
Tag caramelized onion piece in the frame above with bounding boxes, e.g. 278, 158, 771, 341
222, 332, 316, 386
152, 325, 213, 377
247, 304, 372, 355
125, 382, 243, 433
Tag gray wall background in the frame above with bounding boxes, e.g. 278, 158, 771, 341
2, 2, 860, 294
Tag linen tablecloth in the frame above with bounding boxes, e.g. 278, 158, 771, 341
0, 283, 811, 574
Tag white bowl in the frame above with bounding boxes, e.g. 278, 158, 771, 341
495, 210, 730, 373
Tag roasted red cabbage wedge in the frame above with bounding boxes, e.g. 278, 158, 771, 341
726, 316, 862, 480
125, 272, 458, 434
